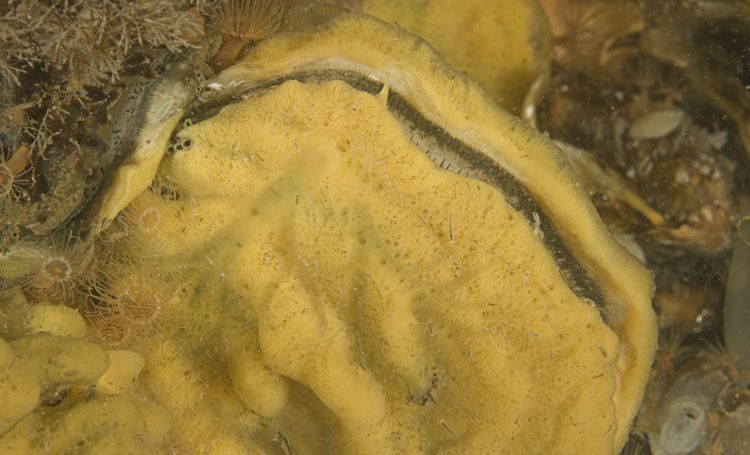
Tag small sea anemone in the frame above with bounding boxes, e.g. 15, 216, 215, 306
99, 177, 183, 267
107, 190, 167, 258
210, 0, 288, 70
120, 202, 163, 238
19, 234, 95, 304
103, 179, 172, 246
87, 272, 177, 345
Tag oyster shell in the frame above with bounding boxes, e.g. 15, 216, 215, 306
89, 11, 655, 453
2, 8, 657, 454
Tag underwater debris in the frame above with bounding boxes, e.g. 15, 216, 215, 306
527, 64, 738, 256
531, 0, 746, 259
528, 8, 744, 396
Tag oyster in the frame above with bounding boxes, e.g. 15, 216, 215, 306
1, 7, 656, 455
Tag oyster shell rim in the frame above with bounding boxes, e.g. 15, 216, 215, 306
201, 12, 658, 450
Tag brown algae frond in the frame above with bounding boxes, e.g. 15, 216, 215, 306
210, 0, 288, 70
